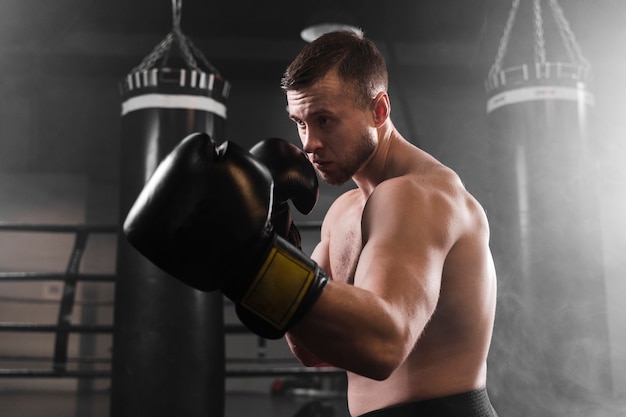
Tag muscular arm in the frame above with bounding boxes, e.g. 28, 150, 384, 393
288, 178, 457, 380
285, 239, 333, 367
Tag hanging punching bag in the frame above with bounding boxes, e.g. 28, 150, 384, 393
110, 2, 229, 416
485, 1, 613, 416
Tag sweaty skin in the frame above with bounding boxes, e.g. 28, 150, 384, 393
285, 70, 497, 416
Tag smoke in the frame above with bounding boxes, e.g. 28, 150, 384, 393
487, 264, 624, 417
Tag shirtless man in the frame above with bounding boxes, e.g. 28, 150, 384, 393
122, 29, 498, 417
280, 31, 499, 416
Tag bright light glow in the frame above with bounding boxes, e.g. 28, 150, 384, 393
300, 23, 363, 43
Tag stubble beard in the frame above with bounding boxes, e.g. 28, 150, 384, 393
318, 130, 377, 186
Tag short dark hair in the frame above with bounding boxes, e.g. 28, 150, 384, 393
281, 30, 388, 108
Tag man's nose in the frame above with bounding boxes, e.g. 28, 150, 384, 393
301, 129, 322, 155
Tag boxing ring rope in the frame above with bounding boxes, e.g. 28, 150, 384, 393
0, 223, 117, 376
0, 222, 340, 382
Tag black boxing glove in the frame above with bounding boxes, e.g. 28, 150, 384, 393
123, 132, 270, 291
250, 138, 318, 249
123, 132, 328, 339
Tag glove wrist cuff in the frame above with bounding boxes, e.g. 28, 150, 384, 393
235, 235, 328, 339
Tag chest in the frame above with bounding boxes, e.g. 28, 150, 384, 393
327, 205, 364, 285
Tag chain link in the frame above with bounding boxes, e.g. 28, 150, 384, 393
188, 39, 220, 74
488, 0, 590, 88
548, 0, 590, 69
129, 0, 218, 75
172, 0, 182, 30
174, 27, 200, 70
488, 0, 521, 79
132, 33, 175, 73
533, 0, 547, 64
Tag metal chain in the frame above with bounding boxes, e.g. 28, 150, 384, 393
172, 0, 182, 30
130, 0, 214, 74
132, 33, 175, 73
533, 0, 547, 64
188, 39, 221, 74
174, 28, 200, 70
488, 0, 521, 79
487, 0, 590, 89
548, 0, 590, 69
170, 0, 200, 70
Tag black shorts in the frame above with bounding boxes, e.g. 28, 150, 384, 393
357, 388, 498, 417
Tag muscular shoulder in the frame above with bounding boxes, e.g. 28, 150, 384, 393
363, 164, 487, 249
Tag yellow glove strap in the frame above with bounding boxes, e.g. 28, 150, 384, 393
239, 245, 316, 329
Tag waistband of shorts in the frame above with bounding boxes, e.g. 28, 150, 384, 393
357, 388, 498, 417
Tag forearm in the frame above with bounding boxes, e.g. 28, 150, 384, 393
285, 332, 331, 367
288, 280, 411, 380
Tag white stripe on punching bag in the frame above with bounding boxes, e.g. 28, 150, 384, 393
487, 83, 594, 114
121, 93, 228, 118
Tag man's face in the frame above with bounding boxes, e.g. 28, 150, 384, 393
286, 71, 377, 186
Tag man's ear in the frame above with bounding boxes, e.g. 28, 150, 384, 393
372, 91, 390, 127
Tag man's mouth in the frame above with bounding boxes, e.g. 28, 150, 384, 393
312, 160, 329, 170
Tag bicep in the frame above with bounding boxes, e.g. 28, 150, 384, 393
310, 203, 334, 273
353, 240, 443, 344
310, 239, 330, 273
353, 187, 452, 334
